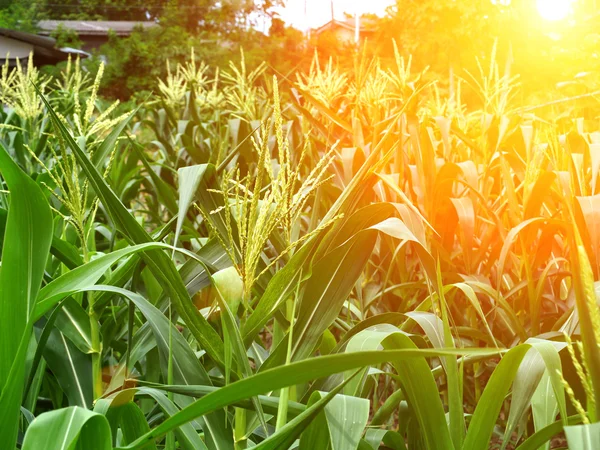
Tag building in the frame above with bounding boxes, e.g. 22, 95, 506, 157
0, 28, 84, 68
311, 16, 377, 44
37, 20, 159, 52
0, 20, 158, 69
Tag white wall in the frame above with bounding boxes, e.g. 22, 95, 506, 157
0, 36, 33, 60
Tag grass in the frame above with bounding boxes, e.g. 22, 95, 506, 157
1, 48, 600, 449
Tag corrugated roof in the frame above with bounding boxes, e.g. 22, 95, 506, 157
37, 20, 158, 36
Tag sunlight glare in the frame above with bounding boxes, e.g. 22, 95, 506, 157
536, 0, 572, 21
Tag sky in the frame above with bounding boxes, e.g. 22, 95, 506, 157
277, 0, 395, 30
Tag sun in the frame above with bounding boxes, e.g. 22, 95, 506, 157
536, 0, 573, 21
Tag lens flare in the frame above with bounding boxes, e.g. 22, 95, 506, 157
536, 0, 572, 21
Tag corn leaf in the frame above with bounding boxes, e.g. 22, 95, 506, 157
0, 143, 53, 448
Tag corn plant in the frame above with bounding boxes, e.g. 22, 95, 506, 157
1, 43, 600, 450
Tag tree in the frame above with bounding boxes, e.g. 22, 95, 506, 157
379, 0, 503, 77
0, 0, 42, 32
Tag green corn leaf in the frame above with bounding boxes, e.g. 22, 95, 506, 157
174, 164, 208, 248
501, 340, 567, 450
462, 340, 566, 450
514, 415, 583, 450
91, 109, 138, 169
21, 407, 112, 450
140, 387, 209, 450
531, 371, 558, 450
116, 347, 497, 449
363, 429, 407, 450
324, 392, 370, 450
346, 324, 453, 450
0, 143, 53, 448
212, 266, 269, 436
242, 240, 315, 347
54, 298, 95, 354
95, 388, 208, 450
298, 391, 331, 450
289, 231, 377, 363
252, 374, 358, 450
565, 422, 600, 450
135, 381, 307, 417
79, 284, 233, 449
34, 242, 176, 320
294, 87, 353, 133
42, 328, 93, 408
130, 142, 178, 215
114, 402, 158, 450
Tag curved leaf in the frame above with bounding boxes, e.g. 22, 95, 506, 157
22, 407, 111, 450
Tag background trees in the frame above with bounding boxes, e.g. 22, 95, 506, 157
3, 0, 600, 106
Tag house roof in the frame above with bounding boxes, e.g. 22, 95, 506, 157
0, 27, 57, 49
313, 17, 377, 35
37, 20, 158, 36
0, 27, 88, 64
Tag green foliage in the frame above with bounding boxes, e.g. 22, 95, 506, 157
98, 24, 198, 98
0, 0, 40, 32
95, 23, 306, 99
50, 24, 83, 49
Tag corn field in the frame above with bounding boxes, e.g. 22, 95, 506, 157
2, 48, 600, 449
